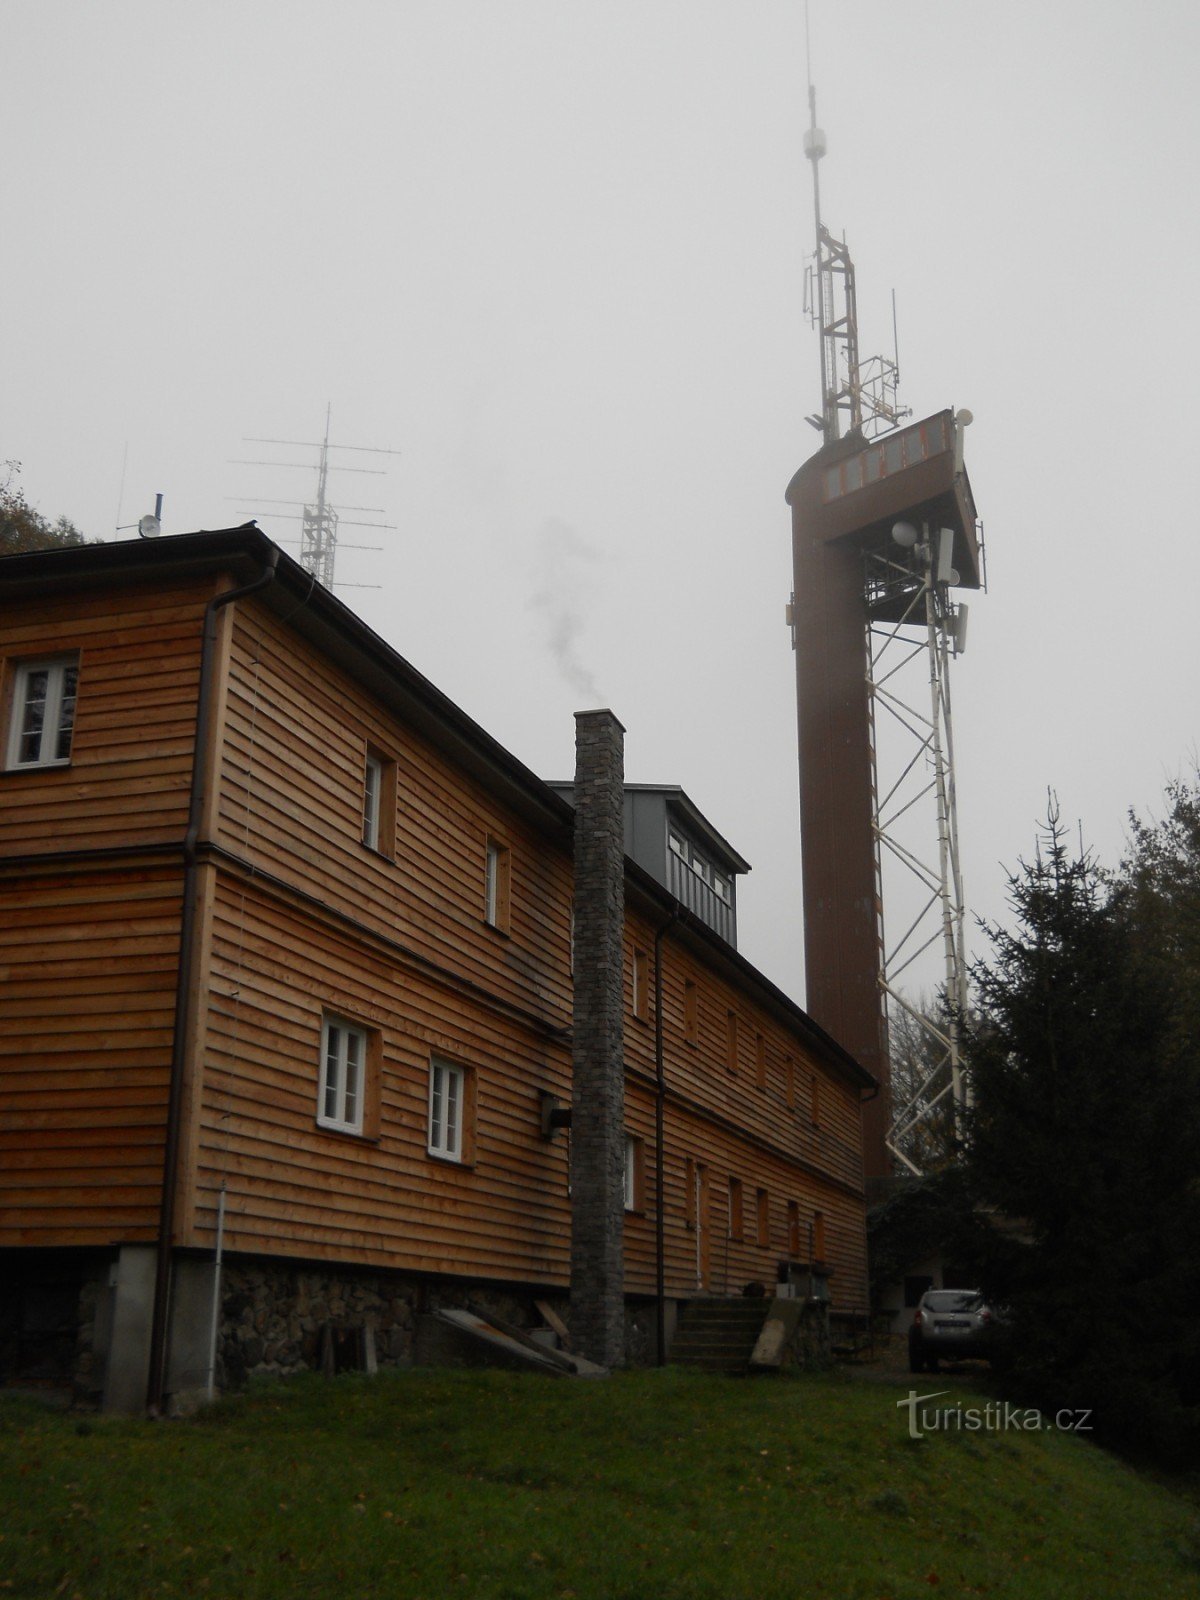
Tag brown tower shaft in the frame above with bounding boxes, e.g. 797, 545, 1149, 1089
790, 494, 888, 1178
787, 412, 982, 1181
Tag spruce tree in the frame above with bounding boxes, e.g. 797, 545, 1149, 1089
965, 805, 1200, 1465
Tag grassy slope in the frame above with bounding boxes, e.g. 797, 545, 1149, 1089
0, 1367, 1196, 1600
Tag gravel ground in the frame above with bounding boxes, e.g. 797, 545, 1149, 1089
840, 1333, 994, 1389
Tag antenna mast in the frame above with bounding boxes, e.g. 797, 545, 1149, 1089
789, 50, 983, 1181
229, 404, 400, 590
802, 77, 906, 441
804, 86, 860, 442
304, 404, 338, 590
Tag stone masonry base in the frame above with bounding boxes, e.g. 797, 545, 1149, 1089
1, 1248, 674, 1407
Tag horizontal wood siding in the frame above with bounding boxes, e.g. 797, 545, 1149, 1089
196, 599, 867, 1306
0, 580, 215, 856
0, 568, 868, 1313
187, 867, 867, 1310
624, 909, 866, 1195
189, 875, 572, 1282
213, 603, 575, 1031
0, 866, 180, 1245
624, 1097, 868, 1310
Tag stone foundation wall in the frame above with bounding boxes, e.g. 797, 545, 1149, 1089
213, 1259, 674, 1387
218, 1261, 414, 1386
215, 1260, 584, 1388
2, 1251, 672, 1405
784, 1302, 832, 1370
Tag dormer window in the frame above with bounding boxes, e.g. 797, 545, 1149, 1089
669, 826, 732, 903
546, 783, 746, 947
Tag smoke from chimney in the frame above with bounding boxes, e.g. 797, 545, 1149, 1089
527, 518, 603, 701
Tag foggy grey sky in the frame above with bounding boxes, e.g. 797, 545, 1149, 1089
4, 1, 1198, 1007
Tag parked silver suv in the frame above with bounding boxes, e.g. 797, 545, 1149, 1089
908, 1288, 998, 1372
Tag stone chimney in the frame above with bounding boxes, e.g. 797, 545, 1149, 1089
569, 709, 626, 1369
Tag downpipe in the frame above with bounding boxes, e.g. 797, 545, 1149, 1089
146, 551, 279, 1415
653, 908, 680, 1366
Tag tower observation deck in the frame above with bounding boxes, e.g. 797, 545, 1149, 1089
788, 83, 985, 1181
787, 411, 981, 1178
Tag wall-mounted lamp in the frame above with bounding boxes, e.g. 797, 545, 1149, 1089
539, 1092, 572, 1141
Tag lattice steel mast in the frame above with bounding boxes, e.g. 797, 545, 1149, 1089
789, 78, 983, 1178
230, 404, 399, 590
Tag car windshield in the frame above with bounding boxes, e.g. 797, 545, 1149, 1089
923, 1291, 982, 1312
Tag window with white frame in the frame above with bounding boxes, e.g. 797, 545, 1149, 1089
624, 1134, 642, 1211
362, 753, 383, 849
6, 656, 79, 770
361, 747, 396, 856
428, 1057, 466, 1161
318, 1016, 367, 1135
668, 826, 732, 904
484, 838, 510, 930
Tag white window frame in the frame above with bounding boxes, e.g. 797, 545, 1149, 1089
668, 826, 731, 904
6, 655, 79, 770
485, 842, 500, 925
428, 1057, 466, 1161
624, 1134, 640, 1211
318, 1015, 367, 1135
484, 838, 509, 930
363, 753, 383, 850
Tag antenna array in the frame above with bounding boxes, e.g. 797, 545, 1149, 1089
803, 87, 908, 442
229, 404, 400, 590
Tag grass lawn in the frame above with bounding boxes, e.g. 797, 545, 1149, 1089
1, 1365, 1197, 1599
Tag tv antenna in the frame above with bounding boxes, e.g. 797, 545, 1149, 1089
789, 37, 983, 1181
229, 404, 399, 590
801, 68, 908, 442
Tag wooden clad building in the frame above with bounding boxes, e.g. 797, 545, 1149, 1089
0, 527, 873, 1408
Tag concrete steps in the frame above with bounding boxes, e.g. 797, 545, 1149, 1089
669, 1297, 770, 1373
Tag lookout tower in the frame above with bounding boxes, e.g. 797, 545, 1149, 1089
787, 87, 985, 1180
